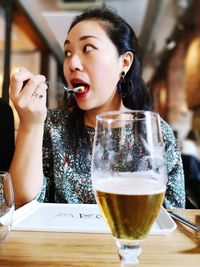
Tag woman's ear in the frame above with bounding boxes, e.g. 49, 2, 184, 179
122, 51, 134, 73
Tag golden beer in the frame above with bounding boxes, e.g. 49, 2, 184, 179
95, 176, 165, 240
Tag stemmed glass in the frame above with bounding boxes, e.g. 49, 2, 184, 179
91, 110, 167, 266
0, 171, 15, 243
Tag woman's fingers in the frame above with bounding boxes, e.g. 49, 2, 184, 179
10, 68, 34, 98
30, 82, 47, 109
10, 69, 48, 125
10, 69, 47, 100
20, 75, 47, 99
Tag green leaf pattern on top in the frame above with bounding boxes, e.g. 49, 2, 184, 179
38, 108, 185, 208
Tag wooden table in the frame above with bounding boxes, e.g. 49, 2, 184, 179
0, 210, 200, 266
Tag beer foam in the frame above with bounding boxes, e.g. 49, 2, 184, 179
94, 174, 165, 195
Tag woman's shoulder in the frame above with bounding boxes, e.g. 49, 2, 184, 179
160, 117, 175, 140
160, 117, 173, 134
159, 117, 178, 150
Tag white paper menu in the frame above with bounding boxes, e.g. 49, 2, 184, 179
12, 201, 176, 235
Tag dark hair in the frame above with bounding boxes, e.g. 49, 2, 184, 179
65, 5, 152, 140
187, 130, 197, 141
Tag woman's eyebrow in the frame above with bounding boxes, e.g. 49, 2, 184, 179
80, 35, 100, 41
64, 35, 100, 46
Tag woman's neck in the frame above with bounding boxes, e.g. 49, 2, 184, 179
84, 100, 129, 128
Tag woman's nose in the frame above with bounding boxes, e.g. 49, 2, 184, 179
69, 54, 83, 72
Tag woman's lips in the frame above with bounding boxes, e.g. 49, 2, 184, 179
70, 78, 90, 98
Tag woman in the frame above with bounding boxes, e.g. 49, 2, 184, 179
10, 6, 185, 208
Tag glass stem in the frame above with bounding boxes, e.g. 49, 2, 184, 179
116, 239, 142, 267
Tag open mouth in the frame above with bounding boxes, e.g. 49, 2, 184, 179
72, 82, 89, 94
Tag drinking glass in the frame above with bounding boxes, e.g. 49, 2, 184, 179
91, 110, 167, 266
0, 171, 15, 243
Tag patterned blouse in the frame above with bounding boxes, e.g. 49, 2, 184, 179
38, 108, 185, 208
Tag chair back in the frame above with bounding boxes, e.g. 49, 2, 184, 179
0, 98, 15, 171
182, 154, 200, 208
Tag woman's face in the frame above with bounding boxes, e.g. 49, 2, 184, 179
63, 20, 125, 111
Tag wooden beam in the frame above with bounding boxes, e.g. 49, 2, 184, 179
13, 5, 46, 50
12, 1, 63, 65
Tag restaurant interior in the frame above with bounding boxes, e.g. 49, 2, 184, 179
1, 1, 200, 266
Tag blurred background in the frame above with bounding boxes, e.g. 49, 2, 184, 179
0, 0, 200, 145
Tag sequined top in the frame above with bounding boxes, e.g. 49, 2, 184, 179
38, 108, 185, 208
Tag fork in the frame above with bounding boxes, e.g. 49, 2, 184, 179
46, 81, 84, 94
168, 210, 200, 231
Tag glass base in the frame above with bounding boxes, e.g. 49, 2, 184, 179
116, 239, 142, 267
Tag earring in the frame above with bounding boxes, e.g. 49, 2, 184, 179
121, 71, 125, 78
117, 71, 133, 98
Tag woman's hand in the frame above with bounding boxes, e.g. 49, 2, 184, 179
10, 68, 48, 126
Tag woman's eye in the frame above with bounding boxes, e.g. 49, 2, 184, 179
83, 45, 93, 53
64, 50, 72, 57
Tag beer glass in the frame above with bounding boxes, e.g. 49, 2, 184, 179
0, 172, 15, 243
91, 111, 167, 266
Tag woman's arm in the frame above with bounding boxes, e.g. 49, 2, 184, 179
9, 69, 47, 206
